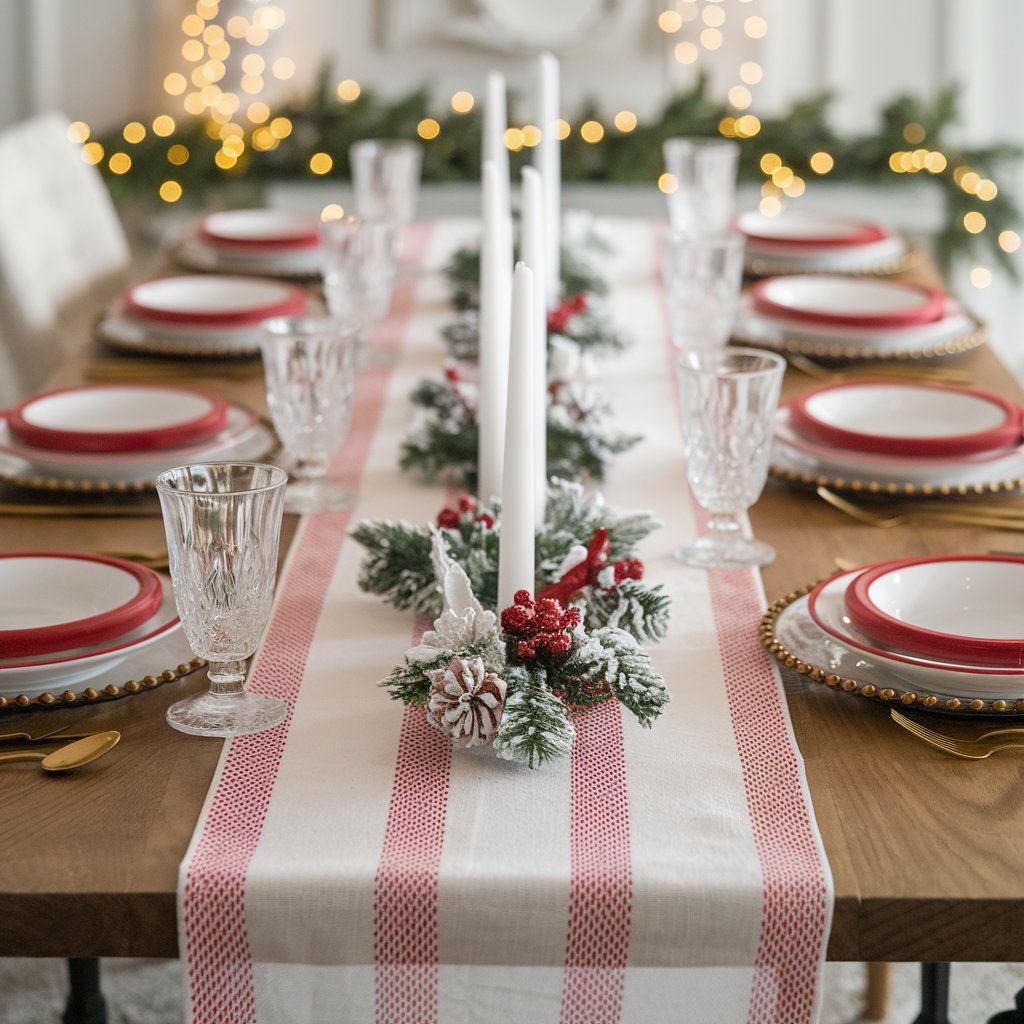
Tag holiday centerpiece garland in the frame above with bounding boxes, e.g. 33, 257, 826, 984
354, 480, 671, 768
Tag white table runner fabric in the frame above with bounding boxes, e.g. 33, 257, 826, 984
178, 218, 833, 1023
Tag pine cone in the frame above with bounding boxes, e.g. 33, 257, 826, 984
426, 655, 506, 748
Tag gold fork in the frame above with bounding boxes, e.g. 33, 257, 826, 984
817, 487, 1024, 531
891, 709, 1024, 759
787, 352, 975, 386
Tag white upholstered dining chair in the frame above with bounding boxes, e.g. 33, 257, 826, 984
0, 112, 130, 404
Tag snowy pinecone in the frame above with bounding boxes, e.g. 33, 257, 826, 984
426, 655, 506, 748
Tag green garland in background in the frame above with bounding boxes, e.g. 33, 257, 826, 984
99, 68, 1021, 280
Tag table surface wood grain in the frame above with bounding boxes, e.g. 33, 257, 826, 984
1, 242, 1022, 962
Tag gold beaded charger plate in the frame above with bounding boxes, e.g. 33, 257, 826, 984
97, 308, 266, 358
732, 294, 985, 363
762, 577, 1024, 716
0, 584, 204, 711
744, 243, 922, 280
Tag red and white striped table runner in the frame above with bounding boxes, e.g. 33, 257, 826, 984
178, 217, 833, 1024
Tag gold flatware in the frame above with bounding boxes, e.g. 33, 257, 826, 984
84, 358, 261, 381
0, 731, 121, 771
0, 723, 84, 743
0, 502, 161, 518
817, 487, 1024, 531
891, 710, 1024, 759
787, 352, 975, 386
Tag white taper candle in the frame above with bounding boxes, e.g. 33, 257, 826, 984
477, 159, 512, 503
519, 165, 548, 524
484, 71, 511, 221
535, 52, 561, 311
497, 262, 536, 611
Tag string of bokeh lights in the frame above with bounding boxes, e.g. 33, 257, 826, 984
63, 0, 1017, 286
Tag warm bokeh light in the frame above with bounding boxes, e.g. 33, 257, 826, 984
215, 150, 238, 169
976, 179, 998, 201
658, 172, 678, 195
613, 111, 638, 133
182, 14, 204, 36
744, 16, 767, 38
702, 5, 726, 26
242, 54, 265, 74
182, 39, 204, 62
924, 152, 947, 173
67, 121, 90, 144
247, 101, 270, 123
700, 28, 723, 49
309, 152, 334, 174
556, 119, 571, 140
246, 24, 269, 45
970, 266, 993, 288
522, 125, 541, 147
783, 175, 805, 197
321, 204, 345, 221
241, 75, 264, 95
719, 116, 737, 138
736, 114, 761, 137
81, 142, 104, 165
999, 230, 1021, 253
122, 122, 146, 144
337, 79, 361, 102
771, 166, 794, 188
108, 152, 131, 174
675, 41, 699, 63
269, 116, 293, 138
152, 115, 176, 137
167, 144, 190, 165
273, 57, 295, 80
159, 180, 183, 202
759, 152, 782, 173
417, 118, 440, 140
504, 127, 525, 152
658, 10, 683, 32
164, 72, 187, 96
740, 61, 763, 84
963, 211, 986, 233
183, 92, 206, 115
580, 120, 605, 143
761, 181, 781, 198
226, 16, 248, 37
195, 1, 218, 21
959, 169, 981, 193
759, 196, 783, 216
809, 151, 834, 174
451, 90, 474, 113
202, 23, 225, 43
728, 86, 751, 109
903, 122, 926, 144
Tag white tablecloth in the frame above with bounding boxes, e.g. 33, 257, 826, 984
177, 217, 833, 1023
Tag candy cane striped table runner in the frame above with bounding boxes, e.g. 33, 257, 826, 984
178, 217, 833, 1024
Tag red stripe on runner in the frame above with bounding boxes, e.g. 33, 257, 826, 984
559, 700, 632, 1024
180, 221, 434, 1024
653, 222, 830, 1024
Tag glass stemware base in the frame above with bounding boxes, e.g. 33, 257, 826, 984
284, 478, 359, 515
674, 535, 776, 569
166, 660, 286, 737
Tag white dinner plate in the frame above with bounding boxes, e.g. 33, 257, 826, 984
771, 408, 1024, 489
0, 553, 163, 658
733, 292, 983, 359
199, 209, 321, 249
0, 575, 182, 696
175, 236, 323, 278
125, 275, 306, 326
737, 211, 889, 248
7, 384, 229, 453
777, 571, 1024, 700
98, 307, 269, 355
0, 403, 274, 483
788, 381, 1022, 457
752, 275, 947, 329
845, 555, 1024, 668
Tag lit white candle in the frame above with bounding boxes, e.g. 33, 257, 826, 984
519, 166, 547, 523
534, 52, 560, 311
477, 159, 512, 503
484, 71, 510, 223
497, 262, 536, 611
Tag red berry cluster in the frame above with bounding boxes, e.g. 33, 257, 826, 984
436, 495, 495, 530
612, 557, 644, 586
547, 293, 587, 336
500, 590, 581, 660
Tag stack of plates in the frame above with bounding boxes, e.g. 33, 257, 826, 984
0, 383, 275, 487
0, 552, 183, 699
98, 274, 308, 357
737, 210, 915, 276
732, 274, 983, 361
176, 209, 324, 278
771, 379, 1024, 491
771, 554, 1024, 709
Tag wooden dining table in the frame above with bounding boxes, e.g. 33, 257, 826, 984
2, 224, 1023, 1007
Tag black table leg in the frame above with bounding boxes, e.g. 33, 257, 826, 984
62, 957, 107, 1024
988, 985, 1024, 1023
912, 962, 952, 1024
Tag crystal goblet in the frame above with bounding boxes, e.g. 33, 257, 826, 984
662, 136, 739, 238
156, 462, 288, 737
349, 138, 423, 228
674, 347, 786, 568
260, 314, 359, 515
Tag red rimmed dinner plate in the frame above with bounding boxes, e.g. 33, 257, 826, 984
737, 210, 888, 249
125, 275, 306, 326
752, 275, 947, 329
788, 381, 1022, 458
199, 209, 322, 251
845, 555, 1024, 668
6, 384, 229, 453
0, 553, 163, 658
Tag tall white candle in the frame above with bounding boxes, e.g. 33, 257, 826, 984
534, 52, 560, 311
497, 262, 536, 611
477, 159, 512, 503
484, 71, 511, 222
519, 166, 548, 524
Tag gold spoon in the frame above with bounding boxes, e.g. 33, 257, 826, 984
0, 731, 120, 771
